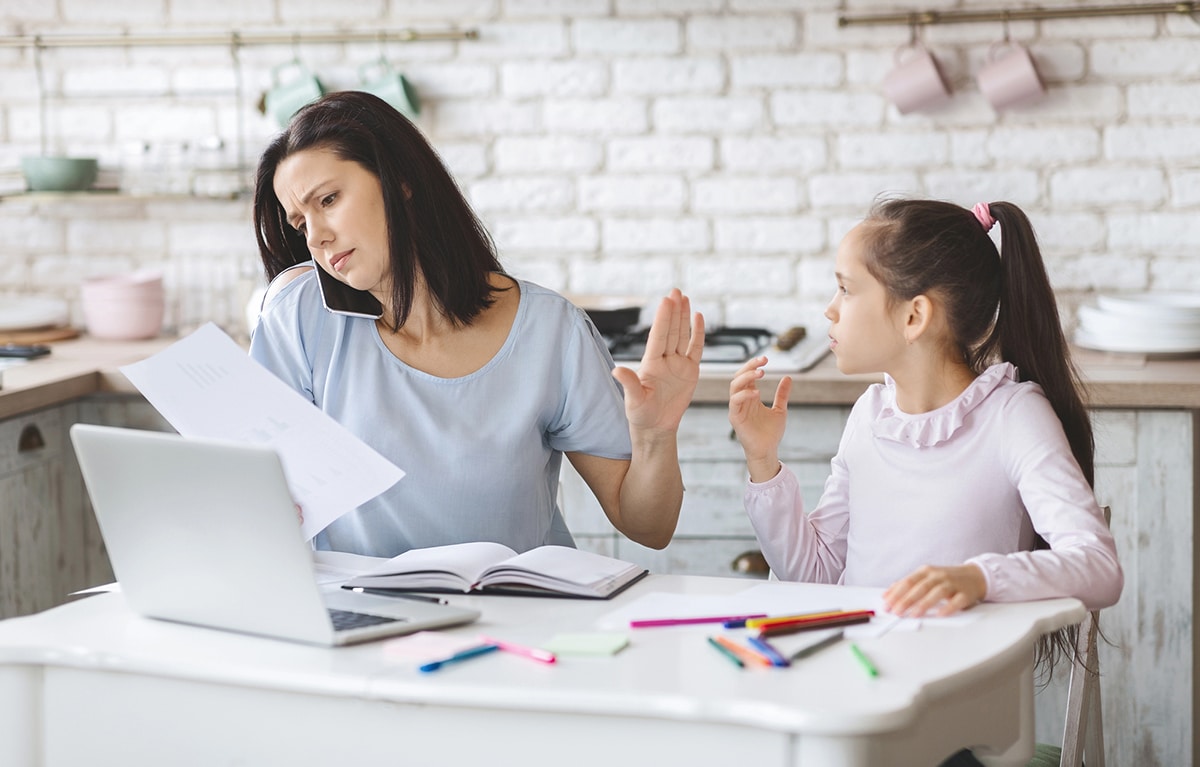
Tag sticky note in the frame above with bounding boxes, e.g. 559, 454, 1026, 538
381, 631, 485, 661
541, 632, 629, 657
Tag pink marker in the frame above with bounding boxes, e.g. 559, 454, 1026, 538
479, 636, 557, 665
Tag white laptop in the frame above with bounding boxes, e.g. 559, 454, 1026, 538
69, 423, 480, 646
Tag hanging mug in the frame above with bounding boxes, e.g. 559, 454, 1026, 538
359, 58, 420, 119
265, 60, 325, 127
976, 41, 1046, 110
882, 43, 952, 115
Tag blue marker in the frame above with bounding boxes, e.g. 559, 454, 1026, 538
418, 643, 500, 673
747, 635, 791, 667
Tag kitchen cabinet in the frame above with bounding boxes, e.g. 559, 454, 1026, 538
562, 403, 850, 577
0, 394, 171, 620
0, 403, 87, 619
563, 403, 1198, 767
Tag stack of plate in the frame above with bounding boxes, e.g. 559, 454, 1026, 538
1074, 293, 1200, 354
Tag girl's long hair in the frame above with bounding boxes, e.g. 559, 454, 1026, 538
860, 198, 1095, 678
252, 90, 504, 329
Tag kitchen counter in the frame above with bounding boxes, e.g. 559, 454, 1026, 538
0, 336, 176, 421
695, 346, 1200, 408
2, 336, 1198, 420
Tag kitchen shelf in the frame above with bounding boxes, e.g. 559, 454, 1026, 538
839, 1, 1200, 27
0, 27, 478, 49
0, 189, 247, 203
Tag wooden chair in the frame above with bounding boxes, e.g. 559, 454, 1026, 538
1058, 604, 1105, 767
1058, 504, 1111, 767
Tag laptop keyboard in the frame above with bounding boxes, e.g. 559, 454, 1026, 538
328, 608, 407, 631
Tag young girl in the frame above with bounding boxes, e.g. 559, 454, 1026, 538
729, 198, 1123, 619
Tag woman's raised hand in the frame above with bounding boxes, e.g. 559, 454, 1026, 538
612, 289, 704, 434
728, 356, 791, 483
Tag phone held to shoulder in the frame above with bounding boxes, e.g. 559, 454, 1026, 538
315, 266, 384, 320
0, 344, 52, 359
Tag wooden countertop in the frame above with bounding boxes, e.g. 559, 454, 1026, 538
0, 336, 176, 420
694, 347, 1200, 409
2, 335, 1198, 422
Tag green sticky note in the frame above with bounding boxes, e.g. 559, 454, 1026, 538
542, 632, 630, 657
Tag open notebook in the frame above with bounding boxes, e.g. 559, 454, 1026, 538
69, 424, 479, 646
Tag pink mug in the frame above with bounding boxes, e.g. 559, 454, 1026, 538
882, 44, 952, 115
977, 42, 1046, 110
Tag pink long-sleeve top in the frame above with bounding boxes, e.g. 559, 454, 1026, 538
745, 362, 1123, 611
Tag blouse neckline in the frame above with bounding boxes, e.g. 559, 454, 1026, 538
871, 362, 1018, 448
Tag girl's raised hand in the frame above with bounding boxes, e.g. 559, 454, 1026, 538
882, 564, 988, 617
612, 289, 704, 434
728, 356, 790, 483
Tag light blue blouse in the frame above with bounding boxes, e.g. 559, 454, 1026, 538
249, 269, 632, 557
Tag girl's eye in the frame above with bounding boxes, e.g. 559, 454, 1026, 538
320, 192, 337, 207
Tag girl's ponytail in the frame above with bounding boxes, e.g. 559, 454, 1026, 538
978, 201, 1094, 485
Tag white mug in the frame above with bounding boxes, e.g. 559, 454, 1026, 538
882, 44, 952, 115
977, 42, 1046, 110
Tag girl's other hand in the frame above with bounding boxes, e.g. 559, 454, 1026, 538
613, 288, 704, 434
295, 503, 304, 526
882, 564, 988, 617
728, 356, 790, 482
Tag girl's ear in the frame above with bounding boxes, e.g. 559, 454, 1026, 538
903, 294, 934, 344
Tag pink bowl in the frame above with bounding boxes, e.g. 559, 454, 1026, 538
81, 275, 165, 340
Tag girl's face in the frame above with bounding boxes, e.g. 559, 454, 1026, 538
823, 223, 909, 375
273, 147, 391, 297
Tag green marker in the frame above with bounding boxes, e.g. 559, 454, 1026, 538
849, 642, 879, 677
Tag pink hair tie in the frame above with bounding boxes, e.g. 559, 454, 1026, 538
972, 202, 996, 232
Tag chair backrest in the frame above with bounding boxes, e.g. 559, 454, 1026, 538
1060, 505, 1110, 767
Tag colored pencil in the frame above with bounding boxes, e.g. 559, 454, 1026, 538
706, 636, 745, 668
746, 636, 790, 667
630, 613, 768, 629
747, 609, 874, 630
850, 643, 880, 677
757, 612, 873, 638
788, 630, 844, 661
712, 635, 774, 668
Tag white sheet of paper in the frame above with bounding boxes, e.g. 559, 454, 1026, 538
120, 323, 405, 540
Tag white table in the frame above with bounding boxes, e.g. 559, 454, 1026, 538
0, 574, 1083, 767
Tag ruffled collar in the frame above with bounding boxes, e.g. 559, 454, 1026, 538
871, 362, 1017, 448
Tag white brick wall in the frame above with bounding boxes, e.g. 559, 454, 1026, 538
1, 3, 1198, 343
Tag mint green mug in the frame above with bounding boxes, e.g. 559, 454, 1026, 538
265, 60, 325, 127
359, 59, 420, 120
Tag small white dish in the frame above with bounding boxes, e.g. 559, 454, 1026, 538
1096, 293, 1200, 321
0, 295, 69, 331
1074, 329, 1200, 355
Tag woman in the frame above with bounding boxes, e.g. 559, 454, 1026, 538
250, 91, 704, 558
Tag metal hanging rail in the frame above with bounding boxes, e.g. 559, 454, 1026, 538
839, 1, 1200, 27
0, 27, 477, 49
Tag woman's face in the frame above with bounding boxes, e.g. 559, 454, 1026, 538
273, 147, 391, 297
823, 223, 908, 375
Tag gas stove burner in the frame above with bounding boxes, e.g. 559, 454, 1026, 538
603, 326, 774, 363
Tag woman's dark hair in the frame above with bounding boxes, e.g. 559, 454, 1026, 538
859, 197, 1097, 679
252, 90, 504, 329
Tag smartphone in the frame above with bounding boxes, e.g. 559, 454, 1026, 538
314, 265, 384, 319
0, 344, 52, 359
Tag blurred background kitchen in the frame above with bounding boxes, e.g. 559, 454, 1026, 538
4, 4, 1200, 763
1, 0, 1198, 344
